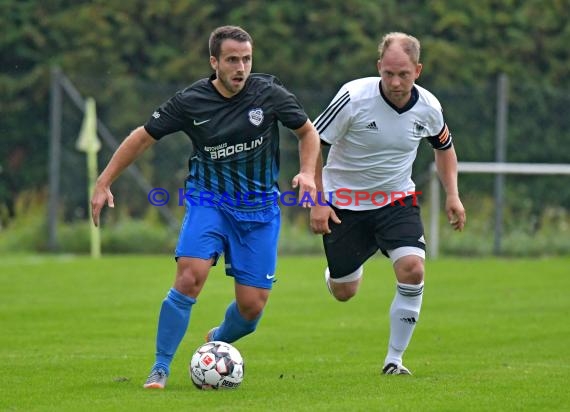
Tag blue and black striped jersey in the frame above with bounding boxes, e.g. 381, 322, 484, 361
144, 73, 308, 213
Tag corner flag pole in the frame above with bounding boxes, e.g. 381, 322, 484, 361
76, 97, 102, 258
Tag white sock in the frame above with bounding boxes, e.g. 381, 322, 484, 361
385, 282, 424, 366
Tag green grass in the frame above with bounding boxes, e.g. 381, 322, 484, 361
1, 255, 569, 411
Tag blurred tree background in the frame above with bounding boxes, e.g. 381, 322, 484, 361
1, 0, 569, 255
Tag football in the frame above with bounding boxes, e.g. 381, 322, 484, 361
189, 341, 244, 390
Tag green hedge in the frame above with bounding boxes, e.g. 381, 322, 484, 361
0, 193, 568, 257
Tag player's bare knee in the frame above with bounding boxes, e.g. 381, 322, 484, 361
329, 266, 363, 301
236, 293, 267, 320
330, 276, 361, 301
331, 282, 358, 302
235, 285, 269, 320
175, 261, 210, 296
394, 256, 424, 284
237, 302, 264, 320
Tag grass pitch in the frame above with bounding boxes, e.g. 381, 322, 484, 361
1, 255, 569, 411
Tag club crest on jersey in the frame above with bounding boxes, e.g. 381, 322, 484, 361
413, 121, 428, 137
248, 108, 264, 126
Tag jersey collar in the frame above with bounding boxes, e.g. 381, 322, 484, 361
379, 81, 419, 114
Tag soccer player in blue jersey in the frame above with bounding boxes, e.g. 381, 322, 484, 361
310, 32, 466, 375
91, 26, 320, 389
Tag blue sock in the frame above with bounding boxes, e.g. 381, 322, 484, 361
213, 301, 261, 343
153, 288, 195, 375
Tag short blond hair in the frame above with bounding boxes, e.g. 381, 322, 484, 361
378, 32, 421, 65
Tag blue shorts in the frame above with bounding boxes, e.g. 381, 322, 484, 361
175, 204, 281, 289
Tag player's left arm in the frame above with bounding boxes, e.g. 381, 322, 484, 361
291, 119, 320, 208
434, 146, 466, 231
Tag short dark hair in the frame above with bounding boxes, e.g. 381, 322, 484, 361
209, 26, 253, 59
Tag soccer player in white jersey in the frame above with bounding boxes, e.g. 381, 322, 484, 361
310, 32, 466, 375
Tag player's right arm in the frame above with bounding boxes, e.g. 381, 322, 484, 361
309, 148, 341, 235
91, 126, 156, 227
309, 86, 351, 234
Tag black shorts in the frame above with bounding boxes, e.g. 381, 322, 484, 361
323, 196, 425, 278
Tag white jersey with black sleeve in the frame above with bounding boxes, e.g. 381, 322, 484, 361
314, 77, 452, 211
